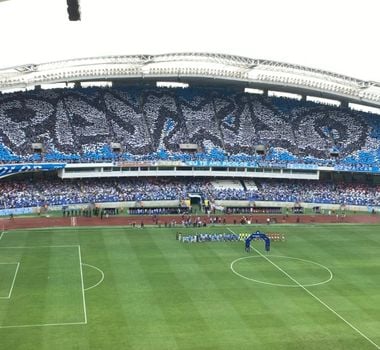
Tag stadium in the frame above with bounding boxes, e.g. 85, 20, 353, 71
1, 1, 380, 350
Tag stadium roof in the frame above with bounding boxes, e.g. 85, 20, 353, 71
1, 52, 379, 108
0, 0, 379, 109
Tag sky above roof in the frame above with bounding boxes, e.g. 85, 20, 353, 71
0, 0, 379, 82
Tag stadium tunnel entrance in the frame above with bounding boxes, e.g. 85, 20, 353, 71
188, 194, 202, 206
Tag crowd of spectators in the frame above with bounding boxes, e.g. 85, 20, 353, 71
1, 177, 379, 210
0, 178, 212, 209
256, 180, 380, 206
1, 87, 380, 170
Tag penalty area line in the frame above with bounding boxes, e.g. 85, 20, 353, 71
7, 262, 20, 298
0, 321, 86, 329
0, 245, 80, 249
78, 246, 88, 324
227, 228, 380, 350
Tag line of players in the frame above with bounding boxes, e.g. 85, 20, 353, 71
177, 232, 285, 243
177, 232, 240, 243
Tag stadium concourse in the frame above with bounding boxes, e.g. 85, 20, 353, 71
0, 86, 380, 171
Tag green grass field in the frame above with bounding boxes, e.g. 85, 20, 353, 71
0, 224, 379, 350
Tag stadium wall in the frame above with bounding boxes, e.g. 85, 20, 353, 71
0, 200, 374, 217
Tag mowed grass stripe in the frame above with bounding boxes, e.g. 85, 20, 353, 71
309, 230, 380, 345
104, 229, 178, 349
126, 229, 204, 349
78, 228, 173, 349
150, 229, 261, 349
81, 228, 132, 350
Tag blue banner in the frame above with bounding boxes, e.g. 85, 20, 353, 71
0, 163, 65, 178
0, 207, 33, 216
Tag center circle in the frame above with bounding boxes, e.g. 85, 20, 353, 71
230, 255, 333, 287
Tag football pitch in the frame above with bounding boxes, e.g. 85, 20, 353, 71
0, 224, 379, 350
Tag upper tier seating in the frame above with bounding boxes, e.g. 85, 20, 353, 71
1, 87, 380, 169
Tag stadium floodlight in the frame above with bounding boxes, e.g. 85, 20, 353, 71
2, 87, 26, 94
245, 88, 263, 95
156, 81, 189, 88
81, 81, 112, 88
307, 96, 341, 106
41, 83, 68, 90
349, 103, 380, 115
268, 91, 302, 100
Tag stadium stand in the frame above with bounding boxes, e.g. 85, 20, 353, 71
1, 177, 380, 209
1, 87, 380, 170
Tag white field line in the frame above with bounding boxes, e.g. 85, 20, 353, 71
0, 263, 19, 299
0, 231, 5, 241
227, 228, 380, 349
0, 245, 80, 249
82, 263, 105, 291
78, 246, 88, 324
0, 262, 19, 264
230, 255, 333, 288
0, 321, 86, 329
7, 262, 20, 298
